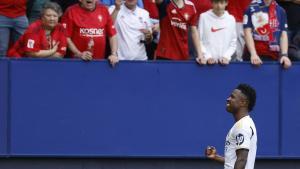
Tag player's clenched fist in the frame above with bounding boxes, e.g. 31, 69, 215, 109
205, 146, 217, 159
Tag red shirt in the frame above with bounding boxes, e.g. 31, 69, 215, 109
61, 4, 116, 59
227, 0, 251, 22
254, 41, 278, 60
7, 20, 67, 58
0, 0, 27, 18
143, 0, 159, 19
190, 0, 211, 16
156, 0, 197, 60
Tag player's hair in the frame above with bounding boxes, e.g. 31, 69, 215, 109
236, 84, 256, 112
41, 2, 63, 17
211, 0, 228, 3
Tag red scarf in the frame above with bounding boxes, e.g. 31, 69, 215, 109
266, 0, 278, 43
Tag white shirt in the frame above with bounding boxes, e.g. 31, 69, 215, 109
198, 10, 237, 61
224, 115, 257, 169
109, 5, 151, 60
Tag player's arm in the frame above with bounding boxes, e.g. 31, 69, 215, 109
205, 146, 225, 163
234, 149, 249, 169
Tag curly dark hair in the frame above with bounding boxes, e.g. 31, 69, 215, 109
236, 84, 256, 112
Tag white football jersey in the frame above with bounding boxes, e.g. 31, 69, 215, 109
224, 115, 257, 169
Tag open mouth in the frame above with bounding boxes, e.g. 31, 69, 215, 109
86, 0, 93, 4
226, 102, 230, 107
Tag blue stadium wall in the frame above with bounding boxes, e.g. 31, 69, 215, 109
0, 58, 300, 168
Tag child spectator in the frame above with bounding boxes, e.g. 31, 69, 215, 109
198, 0, 236, 65
243, 0, 291, 69
155, 0, 203, 61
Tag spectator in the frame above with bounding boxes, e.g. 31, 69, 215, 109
0, 0, 28, 57
188, 0, 211, 59
278, 0, 300, 61
198, 0, 237, 65
227, 0, 252, 61
27, 0, 49, 23
61, 0, 118, 66
109, 0, 152, 60
7, 2, 66, 58
155, 0, 203, 61
143, 0, 160, 60
243, 0, 292, 69
101, 0, 144, 8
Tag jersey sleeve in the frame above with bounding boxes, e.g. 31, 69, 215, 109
61, 9, 74, 38
188, 5, 198, 26
233, 126, 253, 150
279, 8, 288, 31
105, 8, 117, 37
243, 7, 253, 29
21, 31, 41, 53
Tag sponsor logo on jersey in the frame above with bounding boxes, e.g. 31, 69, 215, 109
27, 39, 35, 49
236, 133, 245, 146
225, 140, 230, 152
80, 28, 104, 37
170, 20, 187, 30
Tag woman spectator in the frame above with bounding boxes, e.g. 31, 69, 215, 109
8, 2, 67, 58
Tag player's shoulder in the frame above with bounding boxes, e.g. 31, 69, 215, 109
235, 116, 255, 130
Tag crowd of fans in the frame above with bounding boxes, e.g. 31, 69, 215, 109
0, 0, 299, 68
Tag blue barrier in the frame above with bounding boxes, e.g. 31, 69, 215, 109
0, 58, 299, 158
282, 66, 300, 157
0, 59, 8, 156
